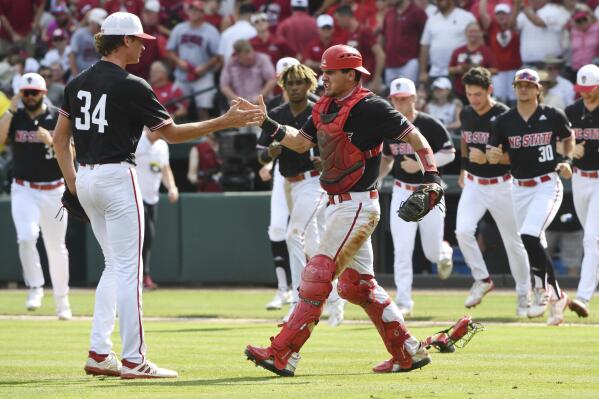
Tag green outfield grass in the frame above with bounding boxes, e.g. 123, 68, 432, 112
0, 289, 598, 398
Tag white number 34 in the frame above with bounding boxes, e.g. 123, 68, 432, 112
75, 90, 108, 133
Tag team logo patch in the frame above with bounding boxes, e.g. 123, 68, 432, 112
582, 76, 587, 84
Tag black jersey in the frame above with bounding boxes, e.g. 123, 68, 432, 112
257, 102, 317, 177
383, 112, 453, 184
460, 102, 510, 177
490, 104, 572, 179
300, 94, 416, 192
565, 99, 599, 171
8, 106, 63, 182
60, 61, 172, 165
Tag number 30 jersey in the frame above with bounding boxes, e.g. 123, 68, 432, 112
60, 60, 172, 165
490, 104, 573, 179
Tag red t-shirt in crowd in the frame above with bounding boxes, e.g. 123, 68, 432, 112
276, 11, 319, 55
487, 21, 521, 72
104, 0, 145, 15
381, 3, 427, 68
194, 142, 223, 192
250, 35, 295, 66
302, 38, 339, 67
204, 14, 223, 31
449, 44, 497, 97
126, 29, 167, 80
152, 81, 188, 116
0, 0, 43, 40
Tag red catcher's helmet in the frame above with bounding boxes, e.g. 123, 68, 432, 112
320, 45, 371, 76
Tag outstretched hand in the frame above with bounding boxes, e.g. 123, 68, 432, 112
224, 97, 266, 128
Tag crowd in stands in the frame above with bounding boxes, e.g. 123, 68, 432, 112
0, 0, 598, 193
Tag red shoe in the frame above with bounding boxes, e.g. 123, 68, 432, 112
372, 346, 431, 373
245, 345, 300, 377
143, 276, 158, 290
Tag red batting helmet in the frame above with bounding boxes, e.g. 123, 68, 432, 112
320, 45, 371, 76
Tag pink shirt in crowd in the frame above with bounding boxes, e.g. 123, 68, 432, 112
570, 22, 599, 71
220, 52, 275, 101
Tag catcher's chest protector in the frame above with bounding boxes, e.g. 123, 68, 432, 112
313, 87, 381, 194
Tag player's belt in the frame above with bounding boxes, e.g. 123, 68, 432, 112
515, 174, 552, 187
574, 167, 599, 178
79, 161, 128, 169
394, 180, 419, 191
286, 169, 320, 183
14, 179, 64, 190
466, 173, 511, 185
328, 190, 378, 205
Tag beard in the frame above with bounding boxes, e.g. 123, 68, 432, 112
24, 97, 43, 111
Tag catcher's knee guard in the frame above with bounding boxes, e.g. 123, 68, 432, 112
269, 255, 336, 369
338, 268, 413, 369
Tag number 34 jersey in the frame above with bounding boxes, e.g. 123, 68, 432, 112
490, 104, 573, 179
59, 60, 172, 165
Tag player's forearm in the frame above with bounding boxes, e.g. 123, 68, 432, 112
379, 156, 394, 178
0, 112, 13, 144
158, 117, 233, 144
261, 117, 313, 154
53, 116, 77, 192
402, 129, 440, 179
561, 136, 574, 158
460, 137, 468, 170
161, 165, 177, 191
498, 151, 510, 164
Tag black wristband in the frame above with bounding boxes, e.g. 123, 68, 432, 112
7, 109, 15, 115
261, 116, 286, 142
461, 156, 468, 170
422, 171, 441, 185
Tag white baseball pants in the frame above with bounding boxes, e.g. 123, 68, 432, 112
10, 180, 69, 296
572, 171, 599, 301
268, 163, 289, 242
76, 163, 146, 363
455, 175, 531, 295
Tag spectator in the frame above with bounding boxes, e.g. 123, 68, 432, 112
167, 0, 221, 120
373, 0, 391, 32
542, 57, 575, 107
219, 3, 257, 61
415, 0, 438, 16
73, 0, 101, 21
68, 8, 107, 77
104, 0, 145, 15
126, 0, 168, 80
382, 0, 427, 86
187, 134, 224, 192
539, 69, 566, 110
41, 29, 72, 73
516, 0, 570, 66
43, 3, 75, 46
448, 21, 497, 102
38, 65, 64, 106
149, 61, 189, 121
480, 2, 521, 104
220, 39, 276, 106
569, 5, 599, 72
276, 0, 319, 57
424, 77, 462, 132
203, 0, 224, 30
419, 0, 476, 85
50, 62, 66, 85
253, 0, 292, 31
250, 12, 295, 66
302, 14, 338, 74
0, 0, 45, 57
334, 5, 385, 92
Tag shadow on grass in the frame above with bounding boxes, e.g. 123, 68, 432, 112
147, 327, 243, 334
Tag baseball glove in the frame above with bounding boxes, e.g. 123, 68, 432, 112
397, 183, 444, 222
60, 190, 89, 223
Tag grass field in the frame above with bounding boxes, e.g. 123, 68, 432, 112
1, 289, 598, 398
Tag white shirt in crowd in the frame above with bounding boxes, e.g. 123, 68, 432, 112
218, 20, 257, 62
40, 46, 72, 71
420, 7, 476, 78
135, 133, 170, 205
548, 76, 575, 109
517, 4, 570, 64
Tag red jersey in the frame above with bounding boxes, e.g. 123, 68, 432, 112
0, 0, 43, 40
382, 3, 427, 67
449, 44, 497, 97
104, 0, 145, 14
250, 35, 295, 66
126, 31, 167, 80
487, 22, 521, 72
152, 82, 188, 116
194, 142, 223, 192
342, 27, 378, 82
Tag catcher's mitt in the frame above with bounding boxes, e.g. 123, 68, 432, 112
59, 190, 89, 223
397, 183, 444, 222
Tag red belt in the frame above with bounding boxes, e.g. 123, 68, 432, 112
467, 173, 511, 185
394, 180, 418, 191
574, 167, 599, 178
286, 170, 319, 183
328, 190, 378, 205
516, 174, 552, 187
15, 179, 64, 190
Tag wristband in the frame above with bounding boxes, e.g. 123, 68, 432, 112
422, 171, 441, 185
415, 147, 438, 174
7, 109, 15, 115
261, 117, 286, 142
461, 156, 468, 170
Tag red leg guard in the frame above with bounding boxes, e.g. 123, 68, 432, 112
269, 255, 337, 369
338, 268, 413, 368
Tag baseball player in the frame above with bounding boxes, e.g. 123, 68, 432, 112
245, 44, 443, 376
456, 67, 531, 315
135, 128, 179, 290
379, 77, 455, 316
487, 68, 574, 326
52, 12, 262, 378
565, 64, 599, 317
0, 72, 71, 320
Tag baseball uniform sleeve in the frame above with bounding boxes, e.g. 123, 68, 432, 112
299, 116, 317, 144
128, 79, 173, 131
382, 139, 393, 156
553, 107, 573, 140
428, 117, 454, 153
490, 116, 508, 147
59, 83, 72, 119
364, 97, 416, 141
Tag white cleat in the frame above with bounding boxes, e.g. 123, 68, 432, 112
84, 352, 122, 377
437, 241, 453, 280
527, 288, 550, 318
396, 305, 413, 318
327, 299, 346, 327
26, 287, 44, 311
121, 360, 178, 379
55, 295, 72, 320
265, 289, 289, 310
282, 302, 297, 323
517, 293, 530, 317
547, 291, 569, 326
464, 280, 494, 308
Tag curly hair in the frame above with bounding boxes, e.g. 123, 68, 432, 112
278, 64, 318, 92
462, 67, 493, 89
94, 34, 127, 56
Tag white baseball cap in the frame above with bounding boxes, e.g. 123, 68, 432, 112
101, 12, 156, 40
389, 78, 416, 97
276, 57, 300, 76
494, 3, 511, 14
574, 64, 599, 92
291, 0, 309, 8
18, 73, 47, 92
432, 77, 452, 90
144, 0, 161, 13
88, 8, 108, 26
513, 68, 541, 87
317, 14, 334, 28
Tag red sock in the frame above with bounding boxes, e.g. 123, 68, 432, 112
88, 351, 108, 362
122, 359, 141, 368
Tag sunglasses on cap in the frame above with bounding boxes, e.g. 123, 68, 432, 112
574, 16, 588, 23
22, 89, 42, 97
